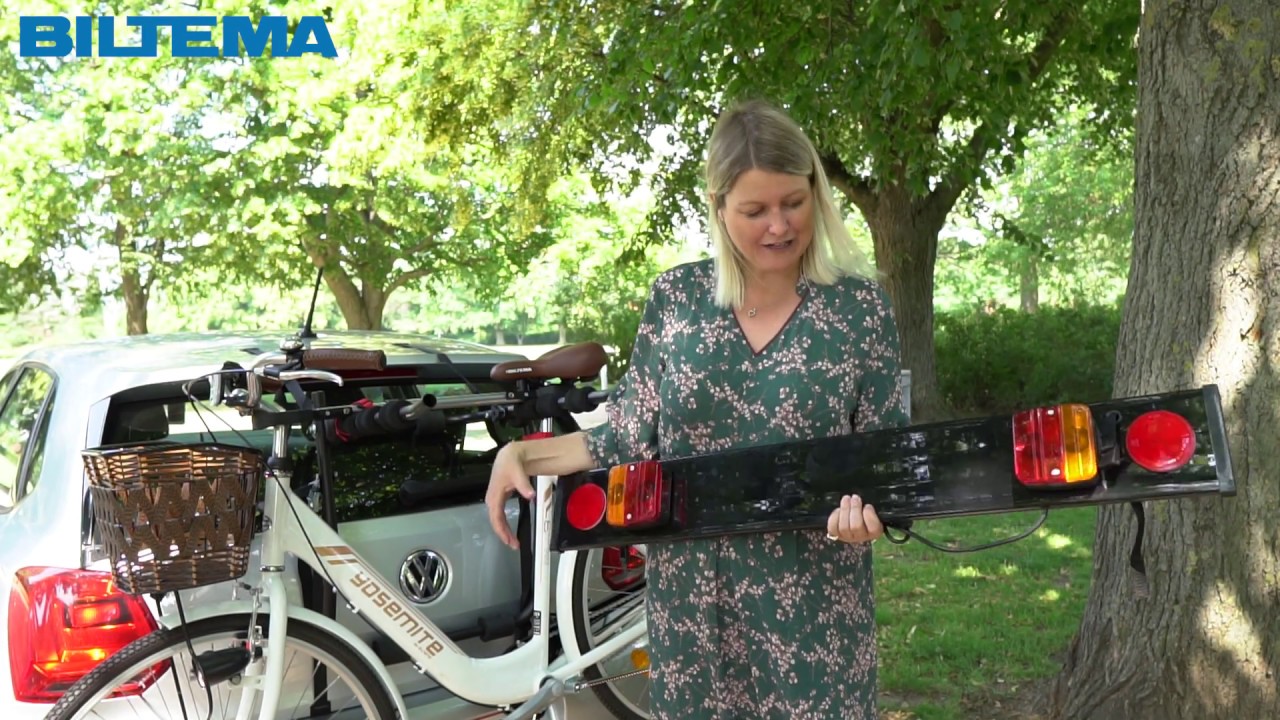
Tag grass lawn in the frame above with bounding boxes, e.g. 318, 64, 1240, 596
874, 507, 1097, 720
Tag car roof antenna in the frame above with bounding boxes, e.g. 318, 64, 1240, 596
298, 266, 325, 340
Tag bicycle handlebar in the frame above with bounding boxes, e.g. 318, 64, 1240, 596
234, 348, 376, 408
418, 392, 515, 411
300, 348, 387, 371
215, 344, 611, 443
241, 348, 387, 373
326, 388, 611, 445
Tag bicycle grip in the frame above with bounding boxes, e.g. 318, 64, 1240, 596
302, 349, 388, 371
326, 400, 415, 443
561, 386, 600, 414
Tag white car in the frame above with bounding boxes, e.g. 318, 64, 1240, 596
0, 330, 648, 719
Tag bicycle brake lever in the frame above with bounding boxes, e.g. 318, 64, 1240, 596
244, 368, 344, 409
273, 369, 344, 386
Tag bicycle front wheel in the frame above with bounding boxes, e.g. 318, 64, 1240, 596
46, 613, 397, 720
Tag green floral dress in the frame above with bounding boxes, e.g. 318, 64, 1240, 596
586, 259, 908, 720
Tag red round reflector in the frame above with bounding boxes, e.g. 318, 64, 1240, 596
1126, 410, 1196, 472
566, 484, 607, 531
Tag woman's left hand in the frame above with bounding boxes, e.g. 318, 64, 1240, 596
826, 494, 884, 544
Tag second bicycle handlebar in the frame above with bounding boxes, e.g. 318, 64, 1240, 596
326, 388, 611, 445
234, 347, 382, 408
224, 345, 610, 442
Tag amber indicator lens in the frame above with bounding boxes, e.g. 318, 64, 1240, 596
1013, 404, 1099, 486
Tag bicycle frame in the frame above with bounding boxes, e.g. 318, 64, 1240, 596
239, 416, 647, 717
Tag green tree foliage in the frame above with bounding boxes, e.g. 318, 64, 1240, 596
0, 0, 565, 332
406, 175, 704, 376
189, 0, 570, 330
941, 110, 1133, 312
934, 304, 1120, 416
510, 0, 1139, 418
0, 0, 235, 333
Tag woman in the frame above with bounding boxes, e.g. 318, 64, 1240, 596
486, 99, 908, 719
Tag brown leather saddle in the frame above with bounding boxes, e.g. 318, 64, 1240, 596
489, 342, 608, 383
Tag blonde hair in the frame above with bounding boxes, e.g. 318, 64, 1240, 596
705, 99, 874, 309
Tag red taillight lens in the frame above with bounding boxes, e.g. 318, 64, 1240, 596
8, 567, 161, 702
605, 461, 669, 528
68, 598, 127, 628
1012, 404, 1099, 486
565, 483, 607, 531
1126, 410, 1196, 472
601, 546, 646, 591
624, 462, 665, 526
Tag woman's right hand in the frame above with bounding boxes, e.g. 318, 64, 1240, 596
486, 442, 536, 549
485, 432, 596, 549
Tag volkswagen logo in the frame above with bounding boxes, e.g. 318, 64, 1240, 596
399, 550, 449, 604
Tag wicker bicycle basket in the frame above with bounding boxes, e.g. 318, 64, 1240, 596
82, 442, 264, 595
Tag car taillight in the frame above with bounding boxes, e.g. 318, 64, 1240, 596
1126, 410, 1196, 472
605, 461, 668, 528
8, 567, 161, 702
601, 546, 646, 591
1012, 404, 1099, 486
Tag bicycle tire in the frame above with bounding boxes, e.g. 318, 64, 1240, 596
46, 613, 398, 720
570, 547, 650, 720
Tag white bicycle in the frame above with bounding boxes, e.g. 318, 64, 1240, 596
49, 342, 650, 720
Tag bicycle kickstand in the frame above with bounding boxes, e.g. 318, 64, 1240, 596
544, 698, 569, 720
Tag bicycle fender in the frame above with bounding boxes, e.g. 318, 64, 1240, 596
553, 549, 583, 664
158, 600, 410, 720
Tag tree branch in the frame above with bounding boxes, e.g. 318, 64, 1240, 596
401, 231, 441, 257
301, 208, 346, 269
365, 207, 400, 237
303, 234, 364, 306
820, 152, 876, 214
143, 238, 165, 291
387, 267, 433, 293
927, 10, 1076, 221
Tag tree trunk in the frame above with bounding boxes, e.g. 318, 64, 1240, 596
559, 320, 568, 344
1019, 254, 1040, 313
114, 221, 149, 335
860, 184, 950, 422
325, 272, 375, 330
303, 230, 390, 331
362, 286, 388, 330
1050, 2, 1280, 718
495, 325, 506, 345
307, 255, 388, 331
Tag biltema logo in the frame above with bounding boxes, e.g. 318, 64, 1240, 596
18, 15, 337, 58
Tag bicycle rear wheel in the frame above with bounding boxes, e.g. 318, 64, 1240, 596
46, 613, 397, 720
570, 546, 651, 720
